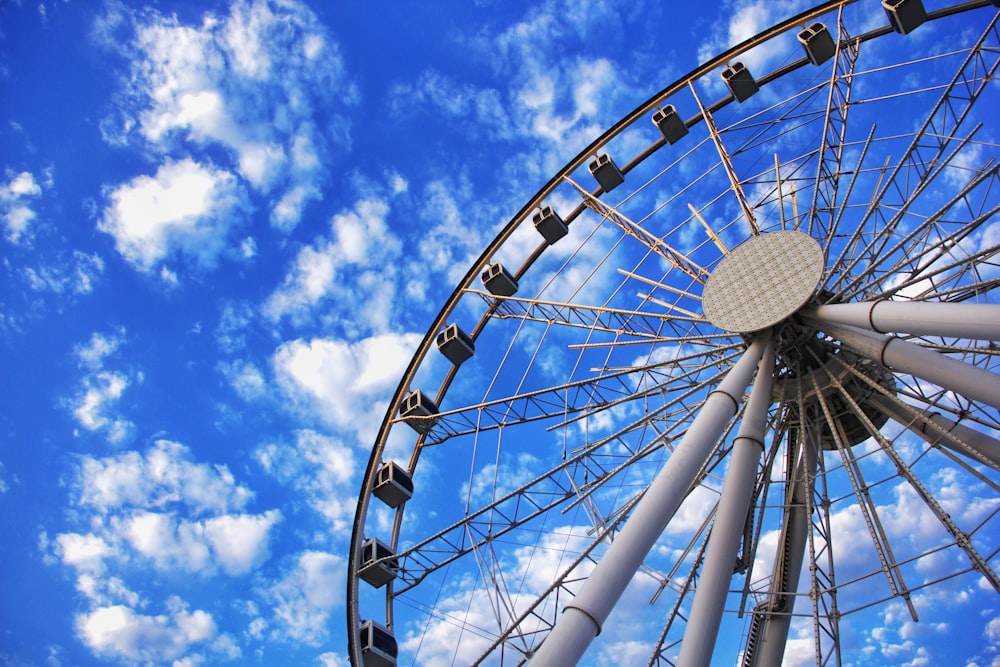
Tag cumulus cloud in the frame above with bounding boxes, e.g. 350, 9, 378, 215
76, 439, 254, 516
122, 509, 281, 575
99, 158, 248, 272
50, 440, 278, 663
76, 598, 218, 664
264, 196, 402, 329
256, 429, 356, 532
267, 550, 345, 645
219, 358, 267, 400
56, 533, 115, 574
273, 332, 421, 436
68, 329, 136, 444
0, 170, 44, 243
98, 0, 355, 234
57, 439, 280, 578
72, 370, 134, 443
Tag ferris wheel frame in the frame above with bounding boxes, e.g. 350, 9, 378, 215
347, 1, 1000, 665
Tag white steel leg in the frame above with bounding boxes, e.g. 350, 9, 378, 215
749, 428, 819, 667
804, 301, 1000, 340
529, 333, 771, 667
869, 394, 1000, 470
676, 339, 776, 666
803, 318, 1000, 412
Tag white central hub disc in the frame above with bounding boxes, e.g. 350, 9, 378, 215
702, 231, 824, 333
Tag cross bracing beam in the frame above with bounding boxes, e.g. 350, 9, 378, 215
830, 13, 1000, 297
400, 345, 741, 445
472, 290, 708, 340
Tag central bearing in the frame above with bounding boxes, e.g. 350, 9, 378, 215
702, 231, 824, 333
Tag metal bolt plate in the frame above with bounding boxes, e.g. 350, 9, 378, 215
702, 231, 823, 333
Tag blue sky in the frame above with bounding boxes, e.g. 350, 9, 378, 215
1, 1, 999, 666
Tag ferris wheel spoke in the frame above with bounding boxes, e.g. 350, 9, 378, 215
837, 125, 987, 293
388, 456, 594, 595
829, 15, 1000, 297
814, 347, 1000, 475
810, 372, 919, 622
689, 83, 762, 236
470, 513, 624, 664
565, 176, 710, 283
646, 525, 714, 667
822, 362, 1000, 595
406, 344, 741, 445
393, 397, 712, 595
807, 6, 858, 245
477, 290, 707, 339
857, 224, 1000, 304
836, 163, 1000, 301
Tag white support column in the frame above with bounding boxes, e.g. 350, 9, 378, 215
803, 317, 1000, 412
676, 339, 776, 667
750, 428, 819, 667
804, 301, 1000, 339
529, 333, 771, 667
868, 394, 1000, 470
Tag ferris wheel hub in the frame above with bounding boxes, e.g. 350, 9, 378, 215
702, 231, 824, 333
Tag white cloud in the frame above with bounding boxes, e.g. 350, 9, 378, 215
51, 439, 279, 663
271, 183, 321, 232
124, 510, 213, 572
99, 158, 247, 273
23, 251, 105, 296
76, 440, 253, 516
204, 511, 282, 575
117, 509, 280, 575
99, 0, 355, 233
74, 574, 142, 610
56, 533, 115, 574
1, 170, 43, 243
317, 652, 349, 667
71, 370, 133, 443
68, 332, 136, 444
264, 197, 401, 328
267, 550, 345, 646
67, 440, 278, 573
255, 429, 355, 532
76, 598, 217, 664
219, 359, 267, 401
273, 333, 421, 435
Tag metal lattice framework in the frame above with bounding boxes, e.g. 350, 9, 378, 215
348, 2, 1000, 665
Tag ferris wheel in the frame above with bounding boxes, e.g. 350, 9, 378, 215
347, 1, 1000, 665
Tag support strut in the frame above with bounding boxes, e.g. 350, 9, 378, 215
529, 333, 771, 666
